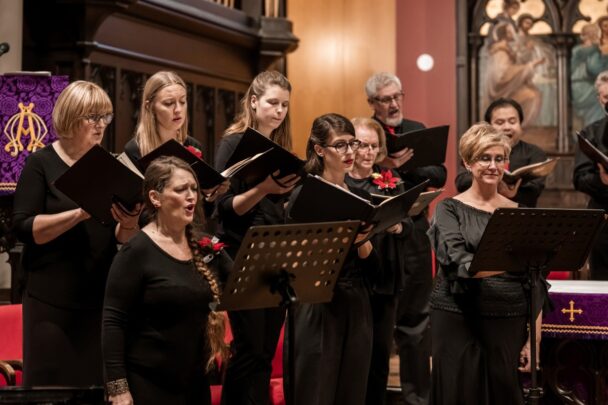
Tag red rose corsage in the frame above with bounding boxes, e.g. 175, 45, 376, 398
198, 236, 227, 263
186, 145, 203, 159
371, 169, 400, 190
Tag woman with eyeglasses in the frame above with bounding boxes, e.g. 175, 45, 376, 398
12, 81, 141, 386
124, 71, 229, 205
428, 123, 543, 405
285, 113, 378, 405
344, 117, 413, 404
214, 71, 300, 405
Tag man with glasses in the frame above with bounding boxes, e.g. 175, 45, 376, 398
455, 98, 547, 208
365, 72, 446, 405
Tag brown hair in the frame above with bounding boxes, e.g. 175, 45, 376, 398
459, 122, 511, 165
351, 117, 388, 162
143, 156, 227, 369
305, 113, 356, 175
224, 71, 292, 150
135, 71, 189, 156
52, 81, 112, 139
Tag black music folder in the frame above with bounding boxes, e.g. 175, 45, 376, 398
137, 139, 226, 189
288, 175, 429, 238
386, 125, 449, 171
223, 127, 306, 185
577, 132, 608, 171
54, 145, 143, 226
502, 158, 558, 185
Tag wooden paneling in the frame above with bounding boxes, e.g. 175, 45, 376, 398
287, 0, 395, 157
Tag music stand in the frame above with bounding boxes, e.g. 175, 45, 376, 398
218, 220, 361, 405
0, 386, 105, 404
469, 208, 605, 405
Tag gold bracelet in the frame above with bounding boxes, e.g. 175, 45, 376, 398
106, 378, 129, 396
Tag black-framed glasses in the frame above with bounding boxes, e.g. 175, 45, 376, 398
324, 139, 362, 154
359, 142, 379, 151
475, 154, 508, 167
373, 92, 404, 105
81, 113, 114, 125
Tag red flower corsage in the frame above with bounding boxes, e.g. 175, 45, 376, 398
186, 145, 203, 159
371, 169, 399, 190
198, 236, 226, 263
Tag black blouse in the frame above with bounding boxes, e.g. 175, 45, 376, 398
12, 145, 117, 309
123, 135, 204, 168
428, 198, 530, 317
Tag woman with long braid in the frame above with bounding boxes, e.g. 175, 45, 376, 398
102, 156, 231, 405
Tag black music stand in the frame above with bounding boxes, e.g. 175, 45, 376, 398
218, 220, 361, 405
469, 208, 605, 405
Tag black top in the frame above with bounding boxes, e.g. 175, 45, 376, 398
286, 182, 380, 284
428, 198, 529, 317
574, 116, 608, 209
214, 132, 288, 257
123, 135, 204, 168
345, 166, 413, 294
12, 145, 118, 309
455, 140, 547, 207
102, 231, 231, 388
374, 117, 448, 191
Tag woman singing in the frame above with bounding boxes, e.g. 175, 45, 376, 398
12, 81, 140, 386
214, 71, 299, 405
428, 122, 542, 405
103, 156, 230, 405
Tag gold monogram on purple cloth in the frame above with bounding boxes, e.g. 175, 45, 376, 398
0, 75, 68, 194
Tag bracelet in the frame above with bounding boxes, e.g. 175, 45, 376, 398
106, 378, 129, 396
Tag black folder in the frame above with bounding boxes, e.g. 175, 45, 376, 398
288, 175, 429, 238
137, 139, 226, 189
223, 127, 306, 186
576, 132, 608, 171
386, 125, 449, 171
54, 145, 143, 226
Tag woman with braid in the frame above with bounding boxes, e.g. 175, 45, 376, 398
102, 156, 231, 405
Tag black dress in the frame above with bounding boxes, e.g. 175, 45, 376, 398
573, 116, 608, 280
123, 135, 204, 165
214, 132, 288, 405
345, 167, 413, 405
285, 183, 379, 405
428, 198, 531, 405
103, 231, 230, 405
455, 140, 547, 208
12, 144, 118, 386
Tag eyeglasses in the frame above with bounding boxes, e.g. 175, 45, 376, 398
324, 139, 362, 154
81, 113, 114, 125
372, 92, 404, 106
358, 142, 379, 151
475, 154, 508, 167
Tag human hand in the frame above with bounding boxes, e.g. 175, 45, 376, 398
77, 208, 91, 221
109, 391, 134, 405
598, 163, 608, 186
258, 171, 300, 195
498, 178, 522, 199
381, 148, 414, 169
386, 222, 403, 234
518, 339, 540, 372
203, 180, 230, 202
111, 202, 142, 230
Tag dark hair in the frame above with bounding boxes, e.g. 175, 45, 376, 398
484, 98, 524, 124
305, 113, 356, 175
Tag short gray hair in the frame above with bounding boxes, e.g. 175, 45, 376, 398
365, 72, 402, 99
595, 70, 608, 92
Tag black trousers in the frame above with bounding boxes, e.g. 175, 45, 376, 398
22, 292, 103, 386
395, 214, 432, 405
431, 309, 527, 405
365, 293, 397, 405
589, 222, 608, 280
221, 307, 285, 405
291, 282, 373, 405
128, 368, 210, 405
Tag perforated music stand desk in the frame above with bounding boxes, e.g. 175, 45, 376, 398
218, 220, 361, 405
469, 208, 605, 404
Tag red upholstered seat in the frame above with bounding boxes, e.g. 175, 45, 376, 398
547, 271, 571, 280
0, 304, 23, 386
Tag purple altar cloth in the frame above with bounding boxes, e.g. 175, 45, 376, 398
0, 74, 69, 195
542, 280, 608, 340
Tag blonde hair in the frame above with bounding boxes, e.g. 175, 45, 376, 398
224, 71, 292, 150
52, 81, 112, 139
135, 71, 189, 156
351, 117, 387, 162
459, 122, 511, 165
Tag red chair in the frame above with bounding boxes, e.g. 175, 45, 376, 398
0, 304, 23, 386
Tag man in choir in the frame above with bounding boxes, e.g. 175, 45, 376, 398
366, 72, 446, 405
573, 70, 608, 280
455, 98, 547, 207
